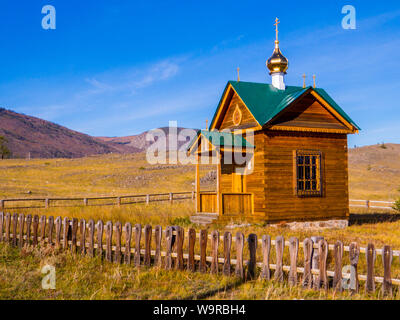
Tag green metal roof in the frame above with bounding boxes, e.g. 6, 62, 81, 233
188, 130, 255, 151
210, 81, 360, 130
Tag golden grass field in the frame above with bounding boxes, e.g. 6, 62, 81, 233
0, 147, 399, 300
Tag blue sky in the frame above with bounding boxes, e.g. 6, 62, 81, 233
0, 0, 399, 146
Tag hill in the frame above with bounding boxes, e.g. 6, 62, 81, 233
349, 143, 400, 200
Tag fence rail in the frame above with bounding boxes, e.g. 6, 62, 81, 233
0, 212, 399, 295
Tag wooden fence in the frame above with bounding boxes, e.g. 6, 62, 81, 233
0, 193, 396, 212
350, 199, 395, 210
0, 212, 399, 296
0, 191, 195, 210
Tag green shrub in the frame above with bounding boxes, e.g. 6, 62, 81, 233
394, 199, 400, 212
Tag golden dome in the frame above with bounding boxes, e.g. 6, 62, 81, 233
267, 41, 289, 74
266, 18, 289, 74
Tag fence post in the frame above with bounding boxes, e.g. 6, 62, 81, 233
134, 224, 142, 267
169, 193, 173, 204
223, 232, 232, 276
45, 198, 49, 209
146, 195, 150, 205
144, 224, 152, 267
165, 226, 173, 270
366, 200, 370, 209
176, 226, 184, 270
83, 198, 88, 206
80, 219, 86, 255
5, 213, 10, 243
302, 238, 313, 289
26, 214, 32, 246
317, 239, 328, 290
288, 237, 299, 286
87, 219, 95, 256
32, 215, 39, 247
0, 212, 3, 242
71, 218, 78, 253
311, 236, 323, 289
55, 216, 62, 248
114, 222, 122, 263
117, 197, 121, 207
18, 213, 25, 248
87, 219, 95, 257
275, 236, 284, 282
382, 245, 393, 296
154, 225, 163, 267
333, 241, 344, 292
39, 215, 46, 243
349, 242, 360, 293
191, 191, 195, 201
124, 222, 132, 264
105, 221, 113, 262
11, 213, 18, 247
235, 232, 244, 280
211, 230, 219, 274
247, 234, 257, 280
365, 243, 376, 293
96, 220, 104, 258
0, 200, 4, 211
48, 216, 54, 246
261, 235, 271, 280
200, 229, 208, 273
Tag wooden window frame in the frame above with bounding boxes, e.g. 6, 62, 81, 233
294, 150, 323, 197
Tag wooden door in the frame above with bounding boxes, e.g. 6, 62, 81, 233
232, 173, 244, 193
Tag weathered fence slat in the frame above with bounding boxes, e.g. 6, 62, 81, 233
247, 234, 257, 280
288, 237, 299, 286
302, 238, 313, 289
317, 239, 328, 290
311, 236, 323, 289
55, 216, 61, 247
5, 212, 10, 243
134, 224, 142, 267
80, 219, 86, 255
382, 245, 393, 296
71, 218, 78, 253
275, 236, 284, 282
211, 230, 219, 274
26, 214, 32, 245
18, 213, 24, 248
39, 215, 46, 243
32, 215, 39, 246
235, 232, 244, 280
223, 231, 232, 276
144, 224, 152, 267
154, 225, 162, 267
114, 222, 122, 263
365, 243, 376, 293
349, 242, 360, 293
124, 222, 132, 264
12, 213, 18, 247
261, 235, 271, 280
105, 221, 113, 262
333, 240, 344, 292
176, 226, 184, 270
87, 219, 95, 257
165, 226, 174, 270
188, 228, 196, 272
48, 216, 54, 246
96, 220, 104, 258
0, 212, 3, 242
62, 217, 69, 250
199, 229, 208, 273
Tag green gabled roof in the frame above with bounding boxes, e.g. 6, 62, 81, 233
210, 81, 360, 131
188, 130, 255, 151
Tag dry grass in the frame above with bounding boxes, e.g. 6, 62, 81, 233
0, 149, 400, 300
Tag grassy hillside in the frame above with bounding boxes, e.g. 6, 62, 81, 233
349, 143, 400, 200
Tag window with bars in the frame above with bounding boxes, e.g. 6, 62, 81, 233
295, 150, 322, 197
